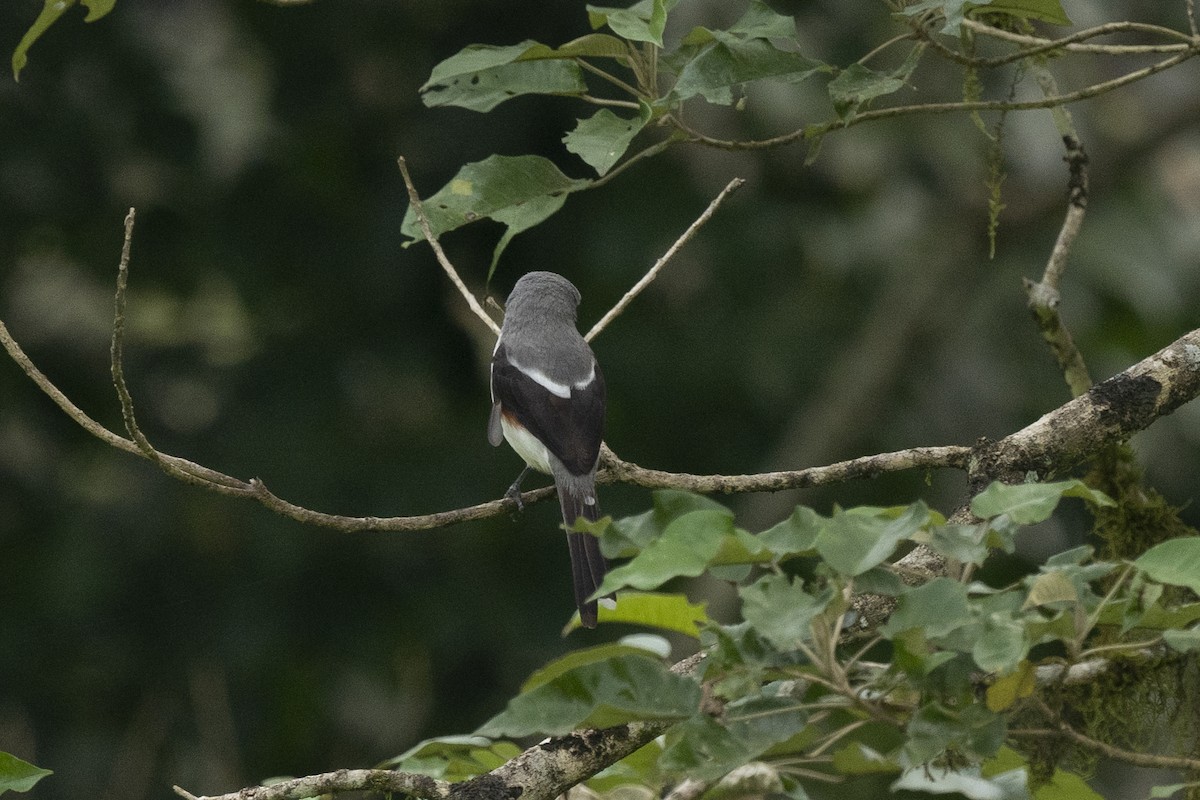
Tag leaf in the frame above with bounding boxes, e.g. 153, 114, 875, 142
0, 752, 52, 795
831, 742, 901, 775
564, 103, 652, 176
673, 34, 827, 105
970, 479, 1114, 525
757, 506, 822, 557
883, 578, 971, 639
1135, 537, 1200, 594
564, 591, 711, 637
420, 41, 587, 112
605, 490, 733, 555
12, 0, 115, 81
903, 702, 1006, 765
827, 63, 906, 120
477, 653, 699, 737
377, 736, 520, 781
739, 574, 834, 651
815, 502, 930, 577
1150, 784, 1193, 799
587, 0, 680, 47
1022, 570, 1079, 609
985, 746, 1103, 800
594, 509, 735, 595
892, 766, 1030, 800
972, 613, 1027, 673
1163, 628, 1200, 653
400, 155, 590, 273
900, 0, 1070, 34
520, 642, 672, 692
986, 660, 1036, 711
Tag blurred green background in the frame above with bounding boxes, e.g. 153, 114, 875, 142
2, 1, 1199, 797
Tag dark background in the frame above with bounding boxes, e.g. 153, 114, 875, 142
2, 1, 1199, 797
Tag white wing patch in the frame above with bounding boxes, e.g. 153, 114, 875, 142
509, 357, 572, 399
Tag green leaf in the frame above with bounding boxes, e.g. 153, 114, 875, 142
903, 702, 1006, 765
985, 746, 1102, 800
400, 155, 590, 273
892, 766, 1030, 800
1022, 570, 1079, 609
537, 33, 631, 60
757, 506, 822, 557
420, 41, 587, 112
564, 103, 652, 176
815, 502, 930, 576
1150, 784, 1193, 799
972, 612, 1027, 673
12, 0, 115, 81
739, 574, 834, 651
594, 509, 734, 595
827, 63, 906, 120
0, 752, 52, 795
660, 694, 808, 783
924, 522, 994, 565
477, 653, 699, 737
377, 736, 520, 781
605, 490, 733, 555
883, 578, 971, 639
970, 479, 1114, 525
901, 0, 1070, 34
587, 0, 679, 47
520, 642, 672, 692
1163, 628, 1200, 653
565, 591, 711, 637
673, 34, 827, 105
831, 742, 901, 775
1135, 537, 1200, 594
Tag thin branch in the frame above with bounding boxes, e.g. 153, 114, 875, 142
585, 177, 745, 341
1022, 82, 1093, 397
683, 44, 1200, 151
579, 94, 642, 110
396, 156, 500, 337
575, 57, 643, 99
1010, 725, 1200, 771
599, 444, 971, 493
173, 768, 449, 800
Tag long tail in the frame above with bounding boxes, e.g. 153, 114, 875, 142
556, 474, 607, 628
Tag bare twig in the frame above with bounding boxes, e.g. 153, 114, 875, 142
396, 156, 501, 337
1022, 72, 1093, 398
585, 177, 745, 341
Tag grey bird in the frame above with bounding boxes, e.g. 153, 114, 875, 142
488, 271, 608, 627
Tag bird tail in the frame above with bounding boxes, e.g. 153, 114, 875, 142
556, 474, 607, 628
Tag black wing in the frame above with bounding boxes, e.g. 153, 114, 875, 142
490, 342, 605, 476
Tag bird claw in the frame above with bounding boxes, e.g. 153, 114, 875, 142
504, 466, 531, 512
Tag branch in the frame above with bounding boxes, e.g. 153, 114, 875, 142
683, 44, 1200, 151
1022, 124, 1093, 398
172, 768, 449, 800
585, 177, 744, 341
396, 156, 500, 338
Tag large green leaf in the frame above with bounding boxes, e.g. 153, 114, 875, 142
815, 502, 930, 576
564, 103, 652, 176
882, 577, 971, 639
12, 0, 115, 80
400, 155, 590, 272
660, 692, 809, 782
594, 509, 736, 595
1135, 537, 1200, 594
565, 591, 711, 637
674, 34, 826, 105
739, 574, 834, 651
587, 0, 679, 47
970, 479, 1113, 525
420, 41, 587, 112
892, 766, 1030, 800
0, 752, 52, 795
757, 505, 823, 558
476, 653, 700, 737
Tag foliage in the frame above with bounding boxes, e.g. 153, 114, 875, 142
0, 752, 51, 797
398, 0, 1078, 274
375, 479, 1200, 796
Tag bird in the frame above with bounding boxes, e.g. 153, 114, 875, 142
487, 271, 608, 627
